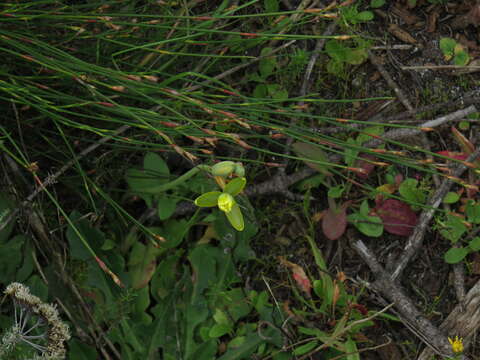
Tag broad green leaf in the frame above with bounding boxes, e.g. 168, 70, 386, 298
443, 192, 460, 204
224, 177, 246, 196
444, 247, 469, 264
344, 48, 368, 65
264, 0, 279, 12
439, 214, 467, 242
195, 191, 221, 207
326, 58, 344, 76
326, 40, 348, 62
259, 47, 276, 78
399, 178, 426, 205
218, 328, 277, 360
467, 201, 480, 224
213, 308, 230, 325
68, 339, 98, 360
209, 323, 232, 338
356, 11, 374, 22
348, 213, 383, 237
454, 51, 469, 66
293, 341, 318, 356
225, 203, 244, 231
328, 185, 344, 199
469, 237, 480, 251
157, 196, 178, 220
292, 142, 332, 175
0, 192, 13, 243
66, 211, 103, 260
267, 84, 288, 100
370, 0, 385, 8
345, 336, 360, 360
144, 152, 169, 177
0, 234, 25, 283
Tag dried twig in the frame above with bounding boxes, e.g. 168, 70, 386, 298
390, 146, 480, 281
418, 278, 480, 360
352, 240, 468, 360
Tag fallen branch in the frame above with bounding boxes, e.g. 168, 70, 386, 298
352, 239, 469, 360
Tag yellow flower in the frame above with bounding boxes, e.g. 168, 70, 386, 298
448, 336, 464, 353
217, 193, 234, 213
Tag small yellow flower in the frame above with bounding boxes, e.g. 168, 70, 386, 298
448, 336, 464, 353
217, 193, 234, 213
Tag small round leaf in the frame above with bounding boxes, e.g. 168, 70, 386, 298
444, 247, 469, 264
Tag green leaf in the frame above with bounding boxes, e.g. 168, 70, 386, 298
225, 203, 245, 231
224, 177, 246, 196
344, 48, 368, 65
292, 142, 332, 175
209, 323, 232, 338
439, 214, 467, 242
469, 237, 480, 251
370, 0, 385, 8
355, 11, 374, 22
326, 58, 344, 76
348, 213, 383, 237
259, 47, 276, 78
443, 192, 460, 204
328, 185, 344, 199
213, 308, 230, 325
293, 341, 318, 356
0, 234, 25, 283
66, 211, 103, 260
264, 0, 279, 12
399, 178, 426, 205
195, 191, 221, 207
467, 201, 480, 224
454, 51, 469, 66
253, 83, 268, 98
144, 152, 169, 176
345, 336, 360, 360
68, 339, 98, 360
444, 247, 469, 264
326, 40, 348, 62
267, 83, 288, 100
157, 196, 178, 220
360, 199, 370, 216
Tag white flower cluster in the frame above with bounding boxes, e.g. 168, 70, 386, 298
1, 283, 71, 359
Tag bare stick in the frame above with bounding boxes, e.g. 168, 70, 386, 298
418, 278, 480, 360
390, 146, 480, 281
362, 105, 478, 149
352, 240, 468, 360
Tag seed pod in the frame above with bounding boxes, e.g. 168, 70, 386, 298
211, 161, 235, 177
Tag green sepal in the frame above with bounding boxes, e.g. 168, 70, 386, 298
195, 191, 221, 207
224, 177, 246, 196
225, 203, 244, 231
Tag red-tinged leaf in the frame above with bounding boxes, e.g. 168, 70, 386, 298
322, 206, 347, 240
437, 151, 468, 161
278, 257, 312, 297
351, 303, 368, 316
375, 199, 417, 236
355, 154, 377, 179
